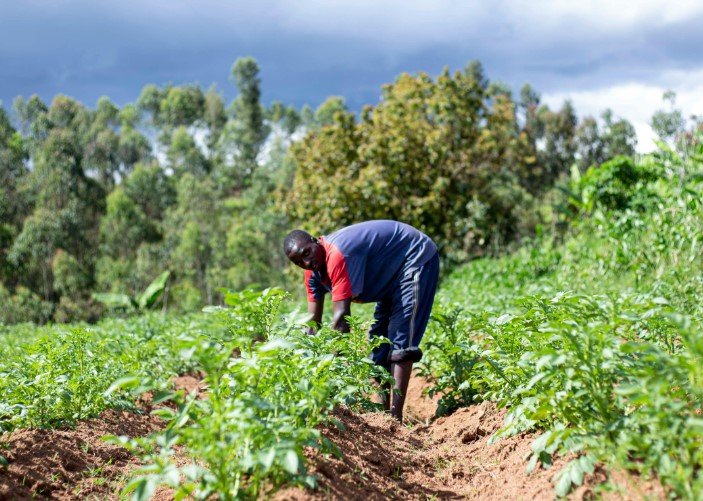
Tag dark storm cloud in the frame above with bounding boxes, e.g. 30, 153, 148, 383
1, 1, 702, 114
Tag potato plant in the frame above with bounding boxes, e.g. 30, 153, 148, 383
421, 139, 703, 497
110, 288, 385, 500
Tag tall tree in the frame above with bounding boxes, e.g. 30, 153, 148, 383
219, 57, 269, 189
204, 85, 227, 158
600, 109, 637, 159
575, 116, 604, 171
651, 90, 686, 146
286, 66, 535, 261
0, 105, 30, 287
314, 97, 348, 128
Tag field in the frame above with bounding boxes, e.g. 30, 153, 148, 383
2, 143, 703, 499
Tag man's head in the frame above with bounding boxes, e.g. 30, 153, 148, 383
283, 229, 326, 272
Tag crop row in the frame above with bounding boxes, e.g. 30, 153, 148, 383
420, 146, 703, 497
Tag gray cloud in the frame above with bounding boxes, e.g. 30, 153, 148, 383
1, 0, 702, 115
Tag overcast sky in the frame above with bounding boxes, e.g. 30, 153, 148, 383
2, 0, 702, 151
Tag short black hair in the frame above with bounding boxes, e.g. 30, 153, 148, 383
283, 229, 314, 255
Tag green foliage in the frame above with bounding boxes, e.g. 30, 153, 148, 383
421, 139, 703, 497
159, 85, 205, 128
0, 313, 213, 431
0, 57, 670, 326
575, 110, 638, 172
286, 65, 544, 262
92, 270, 170, 312
100, 187, 158, 259
167, 126, 209, 177
51, 249, 91, 297
416, 305, 481, 416
107, 289, 383, 499
0, 284, 54, 324
573, 155, 658, 213
651, 90, 686, 145
218, 57, 269, 190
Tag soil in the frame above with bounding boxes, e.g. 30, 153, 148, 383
0, 409, 161, 500
0, 375, 665, 500
276, 376, 666, 500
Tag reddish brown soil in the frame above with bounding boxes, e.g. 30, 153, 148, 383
0, 375, 205, 501
0, 374, 665, 500
276, 376, 667, 501
0, 409, 161, 500
404, 372, 442, 424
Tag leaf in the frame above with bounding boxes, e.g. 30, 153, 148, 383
578, 455, 595, 474
0, 455, 8, 470
494, 313, 514, 326
554, 469, 573, 497
151, 408, 176, 420
259, 338, 294, 353
283, 450, 300, 474
134, 477, 157, 501
137, 271, 171, 310
152, 391, 176, 405
260, 448, 275, 470
303, 475, 318, 489
569, 462, 584, 486
525, 453, 538, 475
104, 376, 141, 396
123, 476, 156, 501
91, 292, 134, 309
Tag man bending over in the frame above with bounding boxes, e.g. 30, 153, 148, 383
283, 220, 439, 423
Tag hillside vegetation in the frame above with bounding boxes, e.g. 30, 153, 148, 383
421, 141, 703, 496
1, 138, 702, 499
1, 58, 646, 324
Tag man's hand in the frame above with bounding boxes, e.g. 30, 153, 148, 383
331, 298, 352, 333
307, 299, 324, 335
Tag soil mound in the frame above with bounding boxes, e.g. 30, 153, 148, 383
0, 410, 161, 500
0, 375, 665, 500
276, 376, 666, 500
404, 372, 441, 424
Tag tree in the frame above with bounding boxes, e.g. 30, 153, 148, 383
167, 126, 209, 177
118, 126, 152, 173
600, 109, 637, 159
137, 84, 166, 124
16, 115, 105, 300
93, 96, 120, 130
52, 249, 91, 298
0, 106, 30, 287
122, 163, 175, 221
285, 66, 536, 261
314, 97, 348, 128
159, 85, 205, 129
164, 174, 222, 306
95, 187, 160, 296
204, 85, 227, 157
9, 209, 64, 300
519, 83, 542, 140
99, 188, 157, 260
576, 110, 637, 171
218, 57, 269, 189
537, 101, 578, 187
84, 128, 120, 188
576, 116, 604, 171
651, 90, 686, 145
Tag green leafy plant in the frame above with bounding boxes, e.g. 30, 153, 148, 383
92, 270, 171, 311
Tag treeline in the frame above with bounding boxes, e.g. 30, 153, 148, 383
0, 58, 686, 324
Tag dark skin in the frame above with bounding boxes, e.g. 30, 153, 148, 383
286, 234, 414, 423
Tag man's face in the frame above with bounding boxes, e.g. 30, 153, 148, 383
286, 238, 326, 272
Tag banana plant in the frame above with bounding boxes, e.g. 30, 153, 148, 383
92, 270, 170, 311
